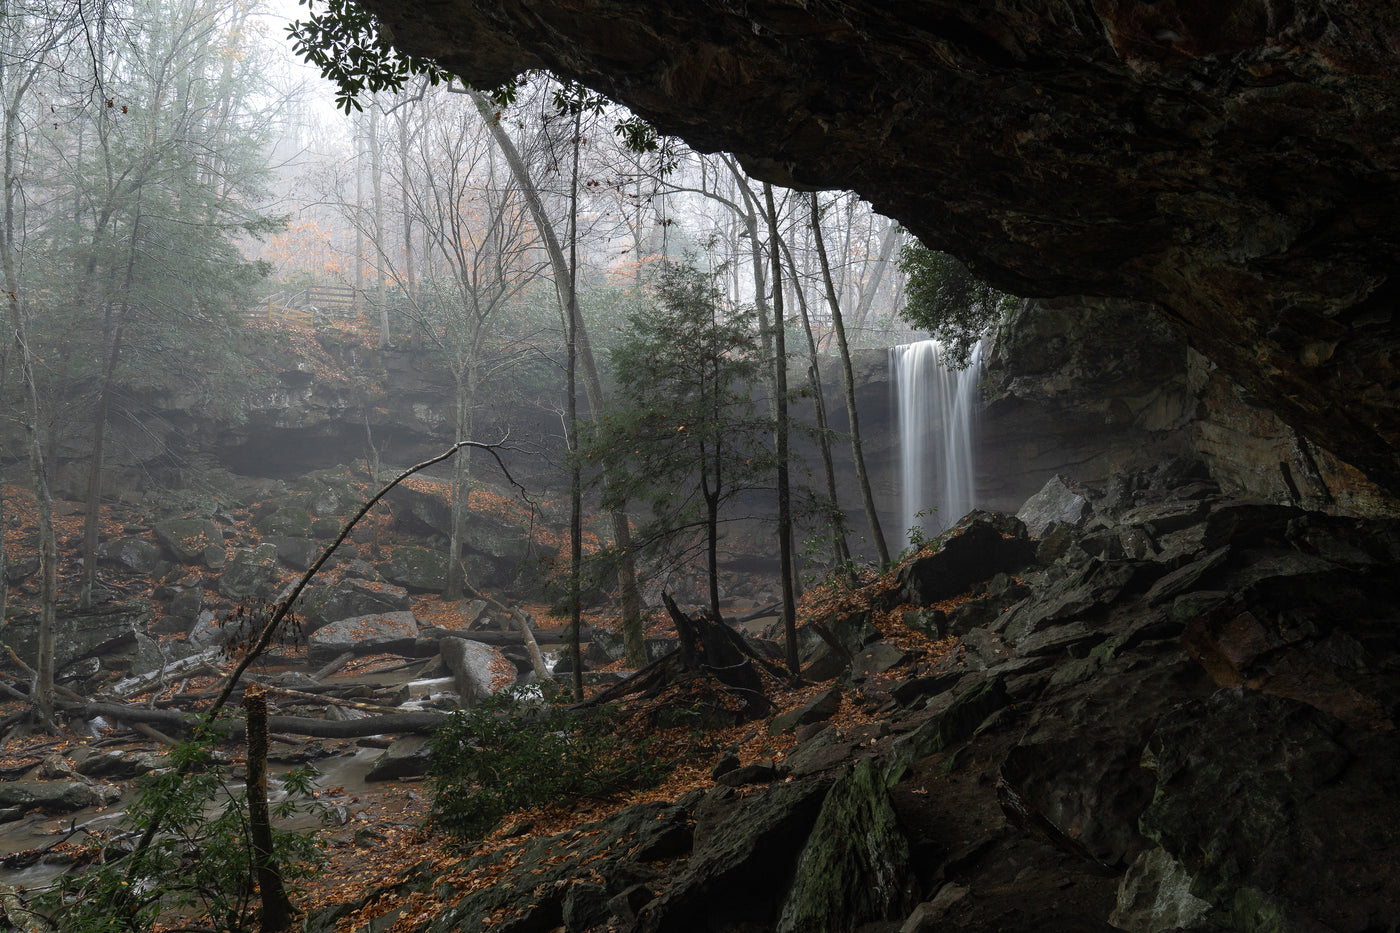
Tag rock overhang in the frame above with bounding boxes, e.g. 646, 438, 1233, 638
358, 0, 1400, 497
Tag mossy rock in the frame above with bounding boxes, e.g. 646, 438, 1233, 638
268, 535, 320, 570
382, 545, 449, 592
776, 757, 911, 931
256, 507, 312, 538
890, 675, 1009, 774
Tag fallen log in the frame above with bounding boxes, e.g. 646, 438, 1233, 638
419, 627, 590, 648
577, 649, 683, 708
458, 578, 550, 681
310, 651, 355, 682
131, 722, 179, 747
103, 648, 222, 701
263, 685, 406, 716
58, 700, 448, 739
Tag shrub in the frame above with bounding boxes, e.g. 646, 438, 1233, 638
429, 686, 670, 841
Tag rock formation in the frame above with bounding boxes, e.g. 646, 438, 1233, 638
356, 0, 1400, 500
308, 464, 1400, 932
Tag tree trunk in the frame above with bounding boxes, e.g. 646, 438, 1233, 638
763, 184, 800, 675
444, 365, 476, 601
719, 156, 775, 393
470, 90, 646, 665
354, 111, 365, 319
81, 189, 142, 607
812, 192, 891, 564
62, 700, 449, 739
2, 67, 54, 715
395, 102, 418, 346
80, 315, 124, 608
567, 108, 585, 702
9, 317, 57, 726
705, 482, 722, 624
851, 216, 903, 331
370, 98, 389, 349
242, 685, 294, 932
778, 230, 851, 570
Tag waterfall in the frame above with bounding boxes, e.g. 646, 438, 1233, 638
890, 339, 983, 545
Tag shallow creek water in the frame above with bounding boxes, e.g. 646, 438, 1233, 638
0, 674, 452, 892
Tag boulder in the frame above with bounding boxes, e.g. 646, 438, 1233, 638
256, 507, 312, 538
896, 512, 1036, 607
2, 601, 150, 672
776, 757, 911, 932
0, 780, 121, 813
1110, 847, 1217, 933
891, 676, 1010, 776
267, 535, 319, 570
295, 579, 412, 631
769, 688, 842, 736
1139, 692, 1400, 932
382, 545, 449, 592
1017, 475, 1092, 538
217, 544, 284, 600
715, 759, 784, 787
307, 611, 419, 664
850, 642, 908, 682
153, 517, 223, 563
638, 777, 832, 932
994, 559, 1142, 647
98, 537, 163, 574
1000, 662, 1206, 866
187, 610, 227, 648
166, 586, 204, 624
75, 749, 169, 781
440, 636, 510, 704
365, 737, 432, 781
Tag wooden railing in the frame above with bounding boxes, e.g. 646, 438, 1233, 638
250, 285, 360, 328
306, 285, 356, 310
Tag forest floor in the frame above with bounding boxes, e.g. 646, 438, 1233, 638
0, 516, 969, 933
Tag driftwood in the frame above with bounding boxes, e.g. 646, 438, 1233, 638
458, 578, 550, 681
580, 597, 776, 720
310, 651, 354, 682
263, 684, 406, 716
734, 603, 782, 624
577, 649, 684, 708
131, 722, 179, 747
0, 884, 54, 933
419, 627, 588, 649
103, 649, 222, 701
58, 700, 447, 739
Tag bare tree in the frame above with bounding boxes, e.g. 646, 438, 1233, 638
813, 191, 891, 564
468, 85, 650, 664
336, 85, 546, 600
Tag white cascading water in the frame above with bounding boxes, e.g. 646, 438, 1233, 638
890, 339, 983, 543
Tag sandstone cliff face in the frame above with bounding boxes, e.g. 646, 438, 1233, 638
358, 0, 1400, 503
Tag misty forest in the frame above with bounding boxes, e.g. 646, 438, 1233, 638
2, 2, 1399, 933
